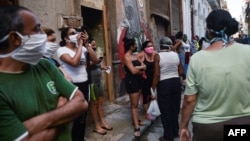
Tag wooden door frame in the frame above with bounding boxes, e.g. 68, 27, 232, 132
103, 4, 115, 103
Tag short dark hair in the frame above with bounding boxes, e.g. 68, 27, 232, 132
43, 27, 55, 36
0, 5, 31, 49
175, 31, 183, 39
206, 9, 239, 37
123, 37, 136, 53
59, 27, 71, 47
0, 5, 30, 39
141, 40, 152, 51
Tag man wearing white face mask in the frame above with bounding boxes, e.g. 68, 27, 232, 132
0, 5, 88, 141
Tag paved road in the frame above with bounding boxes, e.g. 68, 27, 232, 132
139, 94, 193, 141
139, 117, 180, 141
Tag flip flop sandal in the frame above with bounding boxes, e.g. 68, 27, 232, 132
93, 129, 107, 135
101, 125, 113, 131
134, 128, 140, 137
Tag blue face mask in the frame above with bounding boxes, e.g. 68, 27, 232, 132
0, 32, 46, 65
205, 28, 229, 47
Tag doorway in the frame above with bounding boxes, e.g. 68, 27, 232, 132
81, 6, 104, 52
0, 0, 18, 7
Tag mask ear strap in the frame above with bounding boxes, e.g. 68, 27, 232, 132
0, 34, 9, 43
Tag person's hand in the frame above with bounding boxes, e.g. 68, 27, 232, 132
57, 96, 68, 108
142, 71, 147, 79
150, 95, 156, 100
76, 33, 83, 46
180, 128, 191, 141
150, 87, 156, 100
81, 30, 89, 43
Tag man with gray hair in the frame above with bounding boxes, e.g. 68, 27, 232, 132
0, 5, 88, 141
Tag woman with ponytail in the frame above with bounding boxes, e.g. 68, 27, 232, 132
122, 37, 146, 137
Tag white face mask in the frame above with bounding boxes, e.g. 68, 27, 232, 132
0, 32, 46, 65
44, 42, 58, 58
69, 34, 78, 44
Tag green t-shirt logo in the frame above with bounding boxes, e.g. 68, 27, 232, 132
47, 81, 57, 94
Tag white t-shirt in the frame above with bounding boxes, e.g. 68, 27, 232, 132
57, 46, 88, 83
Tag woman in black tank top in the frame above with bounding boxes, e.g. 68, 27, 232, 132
122, 38, 146, 137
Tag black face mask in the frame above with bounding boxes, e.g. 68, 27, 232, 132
133, 47, 137, 52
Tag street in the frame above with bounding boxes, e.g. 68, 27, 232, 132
139, 94, 193, 141
139, 117, 180, 141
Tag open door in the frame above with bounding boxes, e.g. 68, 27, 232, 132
81, 5, 114, 102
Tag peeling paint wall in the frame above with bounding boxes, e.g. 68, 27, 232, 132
114, 0, 151, 97
19, 0, 82, 43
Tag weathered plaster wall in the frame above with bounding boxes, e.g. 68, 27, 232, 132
19, 0, 82, 43
114, 0, 151, 97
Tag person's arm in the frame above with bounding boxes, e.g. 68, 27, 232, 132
180, 94, 197, 141
123, 54, 142, 75
20, 127, 59, 141
58, 66, 72, 82
22, 89, 87, 135
137, 51, 144, 63
21, 97, 68, 141
173, 40, 182, 52
85, 44, 99, 64
60, 33, 84, 67
79, 30, 99, 64
178, 60, 184, 77
136, 52, 147, 71
151, 53, 160, 91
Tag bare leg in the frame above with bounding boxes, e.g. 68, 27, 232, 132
129, 92, 140, 136
97, 96, 112, 129
90, 100, 106, 134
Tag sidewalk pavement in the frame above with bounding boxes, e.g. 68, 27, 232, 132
84, 94, 156, 141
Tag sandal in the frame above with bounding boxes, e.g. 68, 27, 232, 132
134, 128, 140, 137
93, 129, 107, 135
101, 124, 113, 131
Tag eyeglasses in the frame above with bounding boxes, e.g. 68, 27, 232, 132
69, 31, 78, 35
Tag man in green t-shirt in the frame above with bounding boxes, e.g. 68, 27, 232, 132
0, 5, 88, 141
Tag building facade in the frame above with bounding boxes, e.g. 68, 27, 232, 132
1, 0, 217, 102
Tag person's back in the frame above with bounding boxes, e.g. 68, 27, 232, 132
186, 43, 250, 123
152, 37, 182, 141
180, 9, 250, 141
158, 51, 179, 80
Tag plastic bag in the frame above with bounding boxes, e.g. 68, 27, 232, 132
147, 88, 161, 116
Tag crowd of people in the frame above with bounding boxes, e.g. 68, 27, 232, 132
1, 5, 250, 141
0, 5, 111, 141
